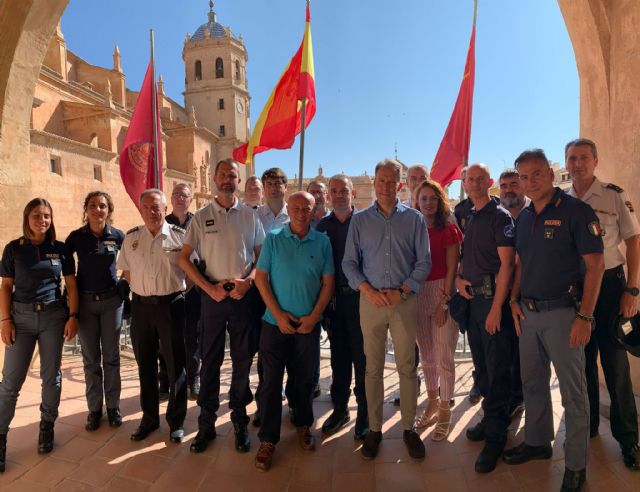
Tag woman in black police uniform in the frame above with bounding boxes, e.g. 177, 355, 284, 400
0, 198, 78, 472
66, 191, 125, 432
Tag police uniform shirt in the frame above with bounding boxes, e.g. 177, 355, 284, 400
454, 195, 500, 234
0, 237, 75, 303
183, 197, 265, 282
461, 199, 515, 286
257, 203, 289, 233
116, 221, 186, 296
516, 187, 604, 300
566, 178, 640, 269
166, 211, 194, 230
65, 224, 125, 293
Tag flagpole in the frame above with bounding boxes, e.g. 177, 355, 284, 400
297, 97, 307, 191
150, 29, 160, 188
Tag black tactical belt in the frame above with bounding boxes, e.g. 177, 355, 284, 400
13, 299, 66, 313
79, 288, 119, 302
521, 297, 575, 312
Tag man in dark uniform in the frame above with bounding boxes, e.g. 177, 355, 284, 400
117, 189, 188, 443
454, 163, 516, 473
453, 167, 501, 406
161, 183, 201, 401
317, 174, 369, 440
505, 149, 604, 492
565, 138, 640, 470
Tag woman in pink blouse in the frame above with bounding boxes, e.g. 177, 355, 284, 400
413, 180, 463, 441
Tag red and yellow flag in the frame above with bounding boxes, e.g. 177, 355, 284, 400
430, 22, 476, 187
233, 5, 315, 165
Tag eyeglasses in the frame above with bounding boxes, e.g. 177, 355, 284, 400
172, 193, 191, 200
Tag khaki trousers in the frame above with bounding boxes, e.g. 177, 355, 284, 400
360, 295, 418, 432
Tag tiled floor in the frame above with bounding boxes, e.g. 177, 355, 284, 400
0, 354, 638, 491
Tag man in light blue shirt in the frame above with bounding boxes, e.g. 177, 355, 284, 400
343, 158, 431, 462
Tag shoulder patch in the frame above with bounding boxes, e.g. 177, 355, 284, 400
588, 221, 602, 237
126, 226, 139, 235
503, 224, 515, 238
606, 183, 624, 193
171, 224, 186, 234
625, 201, 635, 213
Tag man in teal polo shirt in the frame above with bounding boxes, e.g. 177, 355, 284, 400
253, 191, 335, 471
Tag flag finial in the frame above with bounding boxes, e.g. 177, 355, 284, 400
208, 1, 216, 22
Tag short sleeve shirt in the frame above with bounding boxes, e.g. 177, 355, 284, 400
565, 178, 640, 269
65, 224, 125, 293
257, 203, 289, 233
117, 221, 186, 296
166, 212, 194, 230
0, 237, 75, 302
183, 198, 265, 281
256, 224, 334, 324
516, 188, 604, 299
426, 223, 463, 281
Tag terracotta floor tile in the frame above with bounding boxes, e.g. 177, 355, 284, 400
102, 476, 150, 492
67, 456, 124, 487
22, 457, 78, 486
331, 472, 376, 492
51, 478, 96, 491
464, 471, 519, 492
198, 470, 244, 491
606, 459, 640, 490
0, 461, 30, 487
423, 467, 469, 492
117, 452, 172, 483
0, 478, 51, 492
332, 445, 375, 474
243, 462, 293, 491
148, 451, 213, 491
291, 455, 332, 486
375, 462, 427, 492
52, 436, 103, 462
507, 458, 562, 488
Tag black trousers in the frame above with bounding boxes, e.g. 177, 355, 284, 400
130, 293, 187, 430
197, 291, 255, 431
586, 265, 638, 450
159, 287, 201, 387
328, 292, 367, 412
258, 321, 320, 444
249, 289, 266, 410
466, 297, 516, 447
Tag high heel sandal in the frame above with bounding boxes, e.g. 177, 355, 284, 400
431, 406, 452, 441
415, 398, 439, 429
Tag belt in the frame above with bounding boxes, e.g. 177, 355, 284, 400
80, 288, 119, 302
603, 264, 624, 279
335, 285, 358, 296
13, 299, 66, 313
469, 285, 494, 298
132, 292, 183, 305
521, 297, 575, 312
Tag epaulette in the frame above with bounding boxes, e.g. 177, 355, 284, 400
606, 183, 624, 193
171, 224, 186, 234
126, 226, 140, 235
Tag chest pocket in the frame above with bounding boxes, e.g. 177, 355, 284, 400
594, 211, 616, 240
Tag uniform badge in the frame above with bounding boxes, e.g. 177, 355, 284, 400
544, 228, 554, 239
205, 219, 215, 226
460, 218, 466, 229
625, 201, 635, 213
544, 220, 561, 226
588, 221, 602, 237
132, 240, 139, 250
503, 224, 515, 238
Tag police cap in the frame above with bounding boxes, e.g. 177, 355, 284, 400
614, 314, 640, 357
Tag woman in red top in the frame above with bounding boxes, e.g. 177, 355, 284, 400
413, 180, 463, 441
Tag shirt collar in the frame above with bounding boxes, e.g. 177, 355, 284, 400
84, 223, 112, 237
526, 187, 565, 215
283, 223, 314, 242
144, 221, 170, 239
260, 203, 287, 218
568, 177, 601, 200
374, 198, 402, 215
212, 196, 240, 213
471, 198, 497, 214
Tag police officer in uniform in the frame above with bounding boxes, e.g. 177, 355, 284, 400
0, 198, 78, 471
505, 149, 604, 492
179, 158, 265, 454
454, 163, 516, 473
66, 191, 125, 431
117, 189, 188, 443
162, 183, 201, 401
565, 138, 640, 470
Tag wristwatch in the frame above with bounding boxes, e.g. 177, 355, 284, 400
625, 286, 639, 296
397, 287, 409, 300
68, 312, 79, 320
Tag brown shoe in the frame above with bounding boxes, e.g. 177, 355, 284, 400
297, 425, 316, 451
254, 441, 275, 472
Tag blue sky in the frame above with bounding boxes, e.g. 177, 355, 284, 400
61, 0, 578, 183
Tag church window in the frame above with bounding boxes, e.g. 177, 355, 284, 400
50, 156, 62, 176
215, 57, 224, 78
235, 60, 241, 81
93, 164, 103, 182
218, 98, 225, 110
195, 60, 202, 81
219, 125, 226, 137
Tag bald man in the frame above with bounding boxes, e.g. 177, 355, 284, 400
253, 192, 335, 471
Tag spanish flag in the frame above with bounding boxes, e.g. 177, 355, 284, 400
233, 5, 316, 165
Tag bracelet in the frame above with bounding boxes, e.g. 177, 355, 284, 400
1, 317, 11, 322
575, 311, 595, 322
508, 298, 519, 305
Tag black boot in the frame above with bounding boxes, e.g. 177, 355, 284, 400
0, 433, 6, 473
321, 407, 350, 435
38, 420, 54, 454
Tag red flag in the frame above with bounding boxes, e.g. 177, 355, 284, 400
119, 62, 163, 206
430, 24, 476, 187
233, 5, 315, 165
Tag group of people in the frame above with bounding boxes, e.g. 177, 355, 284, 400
0, 138, 638, 492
